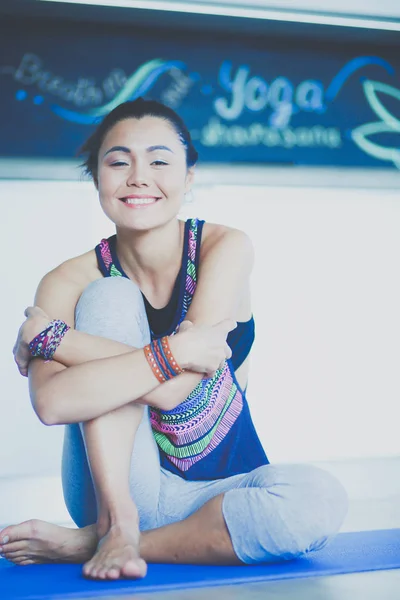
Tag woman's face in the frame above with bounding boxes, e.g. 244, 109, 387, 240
96, 116, 194, 231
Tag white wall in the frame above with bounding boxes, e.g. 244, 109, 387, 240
0, 177, 399, 478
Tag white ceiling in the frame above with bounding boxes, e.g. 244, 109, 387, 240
38, 0, 400, 21
198, 0, 400, 19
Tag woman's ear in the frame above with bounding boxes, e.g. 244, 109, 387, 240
184, 167, 195, 194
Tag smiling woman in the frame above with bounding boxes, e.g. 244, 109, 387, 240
78, 99, 197, 235
2, 97, 348, 580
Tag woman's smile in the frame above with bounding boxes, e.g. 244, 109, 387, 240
119, 194, 161, 208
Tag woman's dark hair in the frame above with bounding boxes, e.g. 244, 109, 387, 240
78, 98, 198, 182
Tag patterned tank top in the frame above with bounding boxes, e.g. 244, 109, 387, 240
95, 218, 268, 480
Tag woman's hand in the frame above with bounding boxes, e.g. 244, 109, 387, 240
13, 306, 51, 377
171, 319, 236, 377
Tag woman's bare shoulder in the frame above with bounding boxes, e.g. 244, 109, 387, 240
42, 249, 102, 292
32, 249, 103, 319
200, 221, 253, 256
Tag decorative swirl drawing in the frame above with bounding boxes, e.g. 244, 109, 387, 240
351, 80, 400, 168
325, 56, 394, 103
51, 58, 185, 124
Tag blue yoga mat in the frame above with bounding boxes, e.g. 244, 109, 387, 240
1, 529, 399, 600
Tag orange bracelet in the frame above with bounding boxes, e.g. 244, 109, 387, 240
159, 336, 184, 376
143, 336, 184, 383
143, 343, 167, 383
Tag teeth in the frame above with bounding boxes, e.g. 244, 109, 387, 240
124, 197, 157, 205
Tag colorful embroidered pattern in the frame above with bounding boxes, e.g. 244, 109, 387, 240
180, 219, 198, 324
150, 362, 243, 471
96, 218, 243, 472
99, 239, 123, 277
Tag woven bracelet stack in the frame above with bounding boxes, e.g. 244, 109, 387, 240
29, 319, 70, 361
144, 336, 184, 383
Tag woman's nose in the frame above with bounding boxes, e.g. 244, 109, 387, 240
127, 165, 149, 186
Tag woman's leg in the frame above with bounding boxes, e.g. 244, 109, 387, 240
62, 277, 161, 578
138, 463, 348, 565
0, 461, 348, 567
221, 463, 349, 564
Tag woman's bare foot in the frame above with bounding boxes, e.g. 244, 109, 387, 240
82, 518, 147, 580
0, 516, 146, 579
0, 520, 97, 566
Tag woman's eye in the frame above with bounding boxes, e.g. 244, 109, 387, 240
110, 161, 128, 167
152, 160, 168, 166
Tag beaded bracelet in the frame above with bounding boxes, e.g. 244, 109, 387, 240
29, 319, 71, 361
143, 336, 184, 383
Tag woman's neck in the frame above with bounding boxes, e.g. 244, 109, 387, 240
115, 218, 184, 289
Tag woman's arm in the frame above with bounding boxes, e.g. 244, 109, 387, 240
24, 263, 233, 425
185, 225, 254, 325
22, 225, 251, 424
33, 321, 232, 425
37, 326, 205, 415
18, 266, 204, 417
24, 265, 159, 425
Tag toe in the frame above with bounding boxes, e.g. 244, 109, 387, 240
1, 520, 42, 545
86, 562, 100, 578
122, 558, 147, 579
95, 569, 105, 579
107, 567, 120, 579
82, 563, 93, 577
1, 541, 26, 554
9, 556, 28, 565
3, 550, 28, 561
0, 528, 12, 545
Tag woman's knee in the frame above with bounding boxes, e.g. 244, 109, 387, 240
258, 463, 349, 556
223, 463, 348, 563
75, 277, 150, 346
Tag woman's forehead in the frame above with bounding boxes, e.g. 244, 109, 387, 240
103, 116, 179, 146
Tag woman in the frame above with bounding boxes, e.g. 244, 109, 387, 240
1, 99, 348, 580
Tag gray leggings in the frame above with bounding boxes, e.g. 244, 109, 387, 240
62, 277, 348, 564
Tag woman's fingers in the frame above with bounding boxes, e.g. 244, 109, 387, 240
24, 305, 49, 320
178, 320, 193, 333
13, 327, 31, 377
214, 319, 237, 338
24, 306, 36, 319
176, 319, 235, 375
12, 308, 48, 378
15, 353, 29, 375
18, 365, 28, 378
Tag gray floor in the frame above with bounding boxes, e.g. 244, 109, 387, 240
1, 456, 400, 599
